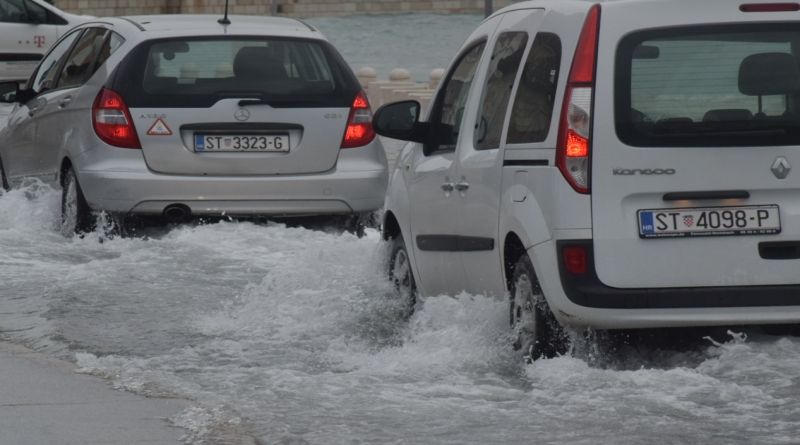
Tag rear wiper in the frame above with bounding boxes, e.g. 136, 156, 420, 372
238, 98, 323, 106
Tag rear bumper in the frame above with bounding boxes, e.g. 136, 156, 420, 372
557, 240, 800, 309
532, 238, 800, 330
74, 144, 388, 216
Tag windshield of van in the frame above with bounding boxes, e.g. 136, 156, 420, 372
115, 37, 358, 108
615, 24, 800, 147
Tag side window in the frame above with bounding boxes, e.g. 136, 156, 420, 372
506, 33, 562, 144
57, 28, 108, 90
430, 41, 487, 152
23, 0, 45, 23
30, 29, 81, 95
475, 32, 529, 150
90, 32, 125, 78
0, 0, 28, 23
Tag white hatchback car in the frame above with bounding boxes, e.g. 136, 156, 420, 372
375, 0, 800, 358
0, 0, 90, 83
0, 15, 388, 234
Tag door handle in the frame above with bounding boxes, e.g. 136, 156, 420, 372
27, 107, 37, 117
58, 97, 72, 108
441, 182, 454, 192
455, 181, 469, 191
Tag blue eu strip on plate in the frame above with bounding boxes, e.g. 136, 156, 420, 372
640, 211, 655, 234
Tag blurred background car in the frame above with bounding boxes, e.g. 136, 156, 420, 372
0, 0, 91, 83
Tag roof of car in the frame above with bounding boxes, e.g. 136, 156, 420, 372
116, 14, 317, 33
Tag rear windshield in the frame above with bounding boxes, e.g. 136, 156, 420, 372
113, 36, 358, 108
615, 24, 800, 147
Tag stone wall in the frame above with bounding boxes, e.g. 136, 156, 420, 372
54, 0, 515, 18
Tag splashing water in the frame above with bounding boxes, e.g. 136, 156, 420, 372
1, 181, 800, 444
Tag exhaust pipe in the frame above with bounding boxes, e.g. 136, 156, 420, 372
164, 204, 191, 221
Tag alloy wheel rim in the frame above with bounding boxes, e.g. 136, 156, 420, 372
392, 249, 412, 300
62, 177, 79, 236
514, 274, 538, 354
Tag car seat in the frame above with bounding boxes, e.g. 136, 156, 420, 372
739, 52, 800, 117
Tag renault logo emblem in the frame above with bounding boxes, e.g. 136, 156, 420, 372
772, 157, 791, 179
234, 108, 250, 122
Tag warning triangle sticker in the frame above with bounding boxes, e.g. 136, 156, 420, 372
147, 118, 172, 136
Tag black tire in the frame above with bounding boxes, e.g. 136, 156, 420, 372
61, 167, 95, 236
510, 254, 567, 361
389, 233, 417, 318
345, 212, 378, 238
0, 157, 9, 192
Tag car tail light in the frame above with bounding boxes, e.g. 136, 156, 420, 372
563, 246, 588, 275
556, 4, 600, 194
740, 3, 800, 12
341, 90, 376, 148
92, 88, 140, 149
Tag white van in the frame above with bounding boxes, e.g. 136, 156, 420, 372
375, 0, 800, 359
0, 0, 90, 83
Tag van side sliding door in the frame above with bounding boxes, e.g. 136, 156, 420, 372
407, 16, 501, 297
453, 9, 545, 298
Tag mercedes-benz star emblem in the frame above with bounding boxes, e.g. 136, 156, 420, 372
234, 108, 250, 122
772, 157, 791, 179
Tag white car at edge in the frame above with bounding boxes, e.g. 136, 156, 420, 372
0, 0, 90, 83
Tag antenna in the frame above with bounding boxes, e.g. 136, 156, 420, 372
218, 0, 231, 25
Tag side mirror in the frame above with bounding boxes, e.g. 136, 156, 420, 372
0, 82, 19, 104
373, 100, 429, 143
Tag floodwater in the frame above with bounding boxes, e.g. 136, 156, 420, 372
2, 13, 800, 445
2, 183, 800, 444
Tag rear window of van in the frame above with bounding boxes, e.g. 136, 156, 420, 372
113, 36, 359, 108
615, 24, 800, 147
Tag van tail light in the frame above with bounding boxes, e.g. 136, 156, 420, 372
341, 90, 376, 149
92, 88, 140, 149
556, 4, 600, 194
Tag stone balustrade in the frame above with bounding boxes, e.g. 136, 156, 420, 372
357, 67, 443, 119
54, 0, 515, 19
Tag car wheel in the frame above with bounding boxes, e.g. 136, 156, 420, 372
510, 254, 567, 361
389, 233, 416, 318
61, 168, 95, 236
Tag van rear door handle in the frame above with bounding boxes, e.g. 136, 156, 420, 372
455, 181, 469, 191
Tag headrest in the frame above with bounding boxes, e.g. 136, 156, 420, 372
233, 47, 287, 80
702, 109, 753, 122
739, 52, 800, 96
